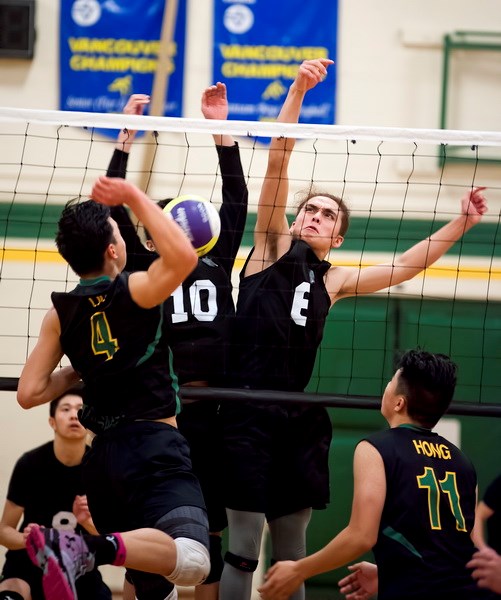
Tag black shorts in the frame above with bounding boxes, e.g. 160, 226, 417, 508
1, 549, 111, 600
83, 420, 207, 534
177, 400, 227, 532
220, 401, 332, 520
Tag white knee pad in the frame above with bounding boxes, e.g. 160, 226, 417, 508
167, 537, 210, 587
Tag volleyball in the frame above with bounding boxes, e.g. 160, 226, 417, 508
164, 195, 221, 257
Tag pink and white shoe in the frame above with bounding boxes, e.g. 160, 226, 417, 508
26, 525, 95, 600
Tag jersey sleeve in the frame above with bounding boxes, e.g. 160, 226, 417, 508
6, 453, 32, 509
210, 142, 248, 277
483, 474, 501, 511
106, 149, 155, 272
106, 148, 129, 179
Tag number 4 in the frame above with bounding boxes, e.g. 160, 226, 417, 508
90, 312, 118, 360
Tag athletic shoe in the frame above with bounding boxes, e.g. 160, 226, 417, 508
26, 525, 95, 600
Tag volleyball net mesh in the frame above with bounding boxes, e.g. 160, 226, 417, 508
0, 107, 500, 415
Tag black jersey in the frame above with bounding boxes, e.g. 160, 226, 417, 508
483, 474, 501, 554
366, 425, 491, 600
52, 272, 179, 431
107, 144, 247, 384
233, 239, 331, 391
7, 441, 88, 532
3, 441, 111, 600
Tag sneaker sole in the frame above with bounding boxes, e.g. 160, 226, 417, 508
26, 527, 76, 600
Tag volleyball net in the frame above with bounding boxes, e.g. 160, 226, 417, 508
0, 107, 500, 415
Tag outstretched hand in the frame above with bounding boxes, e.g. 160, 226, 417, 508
461, 186, 488, 226
91, 176, 140, 207
122, 93, 150, 116
338, 562, 378, 600
201, 82, 228, 120
117, 94, 150, 146
293, 58, 334, 93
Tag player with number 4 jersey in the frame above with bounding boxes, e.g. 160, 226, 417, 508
17, 176, 212, 600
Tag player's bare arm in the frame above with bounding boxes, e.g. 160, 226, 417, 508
91, 176, 198, 309
247, 58, 334, 277
328, 187, 488, 303
0, 500, 27, 550
17, 308, 79, 409
472, 499, 494, 549
258, 441, 385, 599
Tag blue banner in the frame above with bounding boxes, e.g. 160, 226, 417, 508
213, 0, 338, 125
60, 0, 186, 125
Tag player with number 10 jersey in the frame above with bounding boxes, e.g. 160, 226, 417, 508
104, 88, 248, 595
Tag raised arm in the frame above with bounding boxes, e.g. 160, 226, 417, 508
248, 58, 333, 276
107, 94, 155, 272
202, 82, 249, 273
201, 82, 235, 148
258, 441, 385, 600
106, 93, 150, 178
91, 176, 198, 309
114, 93, 150, 156
331, 187, 488, 301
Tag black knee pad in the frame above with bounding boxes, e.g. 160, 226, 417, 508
126, 568, 174, 600
202, 535, 224, 585
224, 551, 259, 573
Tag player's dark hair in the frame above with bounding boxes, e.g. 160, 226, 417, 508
49, 387, 84, 418
395, 349, 457, 428
143, 198, 173, 241
56, 199, 114, 276
295, 187, 351, 236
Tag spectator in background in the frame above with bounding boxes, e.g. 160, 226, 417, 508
0, 390, 111, 600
